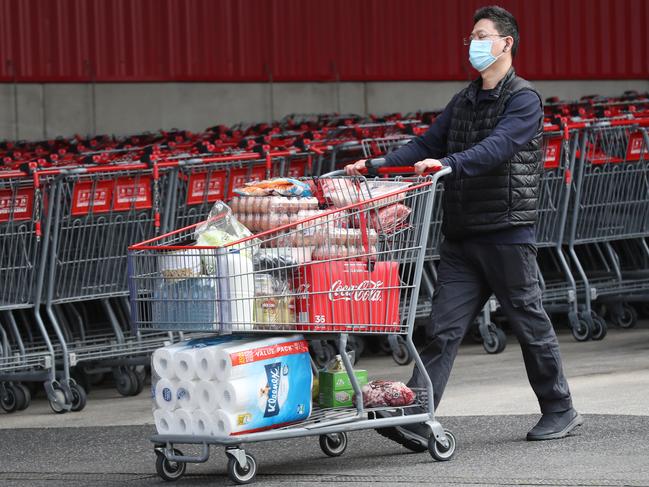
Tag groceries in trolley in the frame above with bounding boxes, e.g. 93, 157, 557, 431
130, 175, 430, 334
353, 380, 416, 408
318, 355, 369, 408
152, 334, 313, 437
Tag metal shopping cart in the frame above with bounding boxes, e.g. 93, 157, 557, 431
0, 169, 57, 412
33, 162, 180, 409
563, 120, 649, 330
128, 163, 455, 484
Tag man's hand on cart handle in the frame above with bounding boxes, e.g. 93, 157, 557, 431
344, 158, 445, 176
414, 158, 444, 175
345, 159, 368, 176
344, 158, 388, 176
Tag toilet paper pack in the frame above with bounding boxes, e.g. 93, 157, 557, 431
213, 338, 312, 435
152, 335, 312, 437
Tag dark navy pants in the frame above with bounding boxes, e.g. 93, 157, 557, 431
409, 239, 573, 414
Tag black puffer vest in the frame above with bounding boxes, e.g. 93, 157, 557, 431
442, 68, 543, 240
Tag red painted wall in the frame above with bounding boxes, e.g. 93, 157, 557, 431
1, 0, 647, 82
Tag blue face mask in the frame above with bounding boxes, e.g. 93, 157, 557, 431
469, 39, 503, 72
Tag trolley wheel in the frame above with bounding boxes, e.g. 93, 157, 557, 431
155, 448, 186, 482
129, 367, 145, 396
227, 452, 257, 485
1, 384, 21, 413
48, 383, 68, 414
482, 326, 507, 354
313, 342, 336, 369
612, 303, 637, 329
132, 365, 147, 388
571, 317, 591, 342
16, 383, 31, 411
114, 367, 138, 397
319, 432, 348, 457
391, 336, 412, 366
70, 382, 87, 412
590, 314, 608, 341
428, 430, 456, 462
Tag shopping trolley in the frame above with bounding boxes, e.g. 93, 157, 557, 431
34, 162, 179, 410
564, 120, 649, 330
128, 162, 456, 484
0, 169, 57, 412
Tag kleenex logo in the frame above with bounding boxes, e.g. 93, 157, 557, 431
264, 362, 282, 417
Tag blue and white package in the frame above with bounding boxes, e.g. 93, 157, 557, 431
212, 339, 312, 435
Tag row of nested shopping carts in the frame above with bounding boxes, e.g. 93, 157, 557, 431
2, 91, 649, 414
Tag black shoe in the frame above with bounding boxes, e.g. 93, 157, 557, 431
374, 410, 430, 453
526, 408, 584, 441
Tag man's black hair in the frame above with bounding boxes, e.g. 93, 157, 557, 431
473, 6, 520, 58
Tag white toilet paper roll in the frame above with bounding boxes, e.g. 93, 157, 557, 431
152, 345, 186, 380
214, 335, 303, 382
195, 347, 220, 382
174, 350, 199, 382
176, 380, 200, 411
191, 410, 215, 437
154, 378, 178, 411
213, 409, 240, 437
216, 379, 258, 413
154, 409, 178, 435
195, 380, 221, 413
174, 409, 194, 436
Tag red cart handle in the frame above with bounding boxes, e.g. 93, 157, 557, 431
322, 157, 447, 177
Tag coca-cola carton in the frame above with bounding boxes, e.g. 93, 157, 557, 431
294, 261, 401, 332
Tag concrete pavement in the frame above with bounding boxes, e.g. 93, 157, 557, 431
0, 324, 648, 486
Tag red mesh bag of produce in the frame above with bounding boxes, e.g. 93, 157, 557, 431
353, 380, 416, 408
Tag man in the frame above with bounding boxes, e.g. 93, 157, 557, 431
346, 5, 582, 447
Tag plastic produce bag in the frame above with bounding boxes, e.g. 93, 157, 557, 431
353, 380, 416, 408
194, 201, 258, 273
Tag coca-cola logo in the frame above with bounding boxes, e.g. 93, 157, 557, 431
328, 280, 384, 302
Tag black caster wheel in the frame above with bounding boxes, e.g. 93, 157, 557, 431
227, 452, 257, 485
482, 326, 507, 354
71, 367, 90, 394
391, 336, 413, 366
312, 341, 336, 369
129, 367, 145, 396
155, 448, 186, 482
570, 317, 591, 342
70, 382, 87, 412
114, 367, 138, 397
428, 430, 456, 461
1, 384, 23, 413
132, 365, 147, 388
16, 383, 31, 411
319, 432, 348, 457
48, 383, 68, 414
612, 303, 637, 329
590, 313, 608, 341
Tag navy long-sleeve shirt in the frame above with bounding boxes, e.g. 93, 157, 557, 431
384, 88, 543, 244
